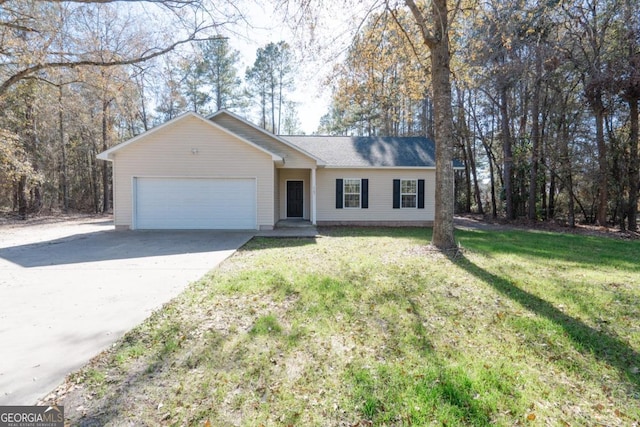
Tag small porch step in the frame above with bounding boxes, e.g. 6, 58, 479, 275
275, 219, 314, 228
256, 219, 318, 237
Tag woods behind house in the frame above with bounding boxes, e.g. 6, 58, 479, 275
1, 0, 638, 231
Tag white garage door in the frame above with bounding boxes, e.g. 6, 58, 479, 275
134, 177, 256, 229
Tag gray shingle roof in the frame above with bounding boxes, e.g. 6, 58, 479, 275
283, 135, 440, 167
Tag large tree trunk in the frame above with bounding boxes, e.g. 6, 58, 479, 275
594, 101, 608, 225
500, 85, 515, 219
24, 97, 41, 213
457, 87, 482, 214
271, 77, 276, 133
429, 1, 456, 249
404, 0, 456, 250
59, 86, 69, 213
470, 142, 483, 214
628, 98, 639, 231
102, 100, 111, 213
17, 175, 27, 220
422, 94, 434, 139
623, 0, 638, 231
457, 87, 471, 212
462, 145, 472, 212
138, 76, 150, 132
560, 119, 575, 227
90, 141, 100, 213
548, 170, 556, 219
216, 68, 223, 110
528, 50, 542, 220
278, 75, 283, 134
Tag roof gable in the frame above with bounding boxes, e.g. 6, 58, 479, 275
97, 112, 282, 162
207, 110, 324, 166
283, 136, 443, 168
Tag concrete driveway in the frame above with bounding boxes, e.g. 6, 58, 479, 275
0, 218, 253, 405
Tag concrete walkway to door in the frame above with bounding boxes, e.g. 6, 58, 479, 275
0, 217, 254, 405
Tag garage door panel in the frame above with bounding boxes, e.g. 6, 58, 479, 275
135, 178, 256, 229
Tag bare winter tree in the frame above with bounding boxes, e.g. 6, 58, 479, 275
402, 0, 456, 250
0, 0, 243, 216
277, 0, 458, 249
0, 0, 238, 98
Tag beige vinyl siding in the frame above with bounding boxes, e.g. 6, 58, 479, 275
316, 168, 436, 223
278, 169, 310, 220
112, 115, 274, 229
211, 114, 316, 169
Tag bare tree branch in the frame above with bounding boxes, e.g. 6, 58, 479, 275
387, 4, 429, 70
0, 28, 224, 97
404, 0, 436, 48
0, 21, 41, 33
0, 0, 234, 97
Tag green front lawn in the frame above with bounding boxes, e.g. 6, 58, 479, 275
57, 227, 640, 426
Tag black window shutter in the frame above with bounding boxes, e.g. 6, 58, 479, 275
361, 179, 368, 209
393, 179, 400, 209
336, 179, 343, 209
418, 179, 425, 209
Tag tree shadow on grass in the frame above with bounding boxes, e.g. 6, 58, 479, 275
453, 253, 640, 391
348, 291, 519, 426
455, 228, 640, 272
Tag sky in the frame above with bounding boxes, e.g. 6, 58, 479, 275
223, 1, 372, 134
227, 3, 330, 134
58, 0, 373, 134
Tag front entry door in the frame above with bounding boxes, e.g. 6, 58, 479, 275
286, 180, 304, 218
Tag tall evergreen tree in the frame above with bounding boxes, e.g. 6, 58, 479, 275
322, 9, 428, 136
179, 54, 211, 115
200, 39, 242, 111
245, 41, 295, 134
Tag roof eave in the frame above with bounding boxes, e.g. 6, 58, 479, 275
96, 152, 112, 162
209, 109, 325, 165
96, 111, 283, 162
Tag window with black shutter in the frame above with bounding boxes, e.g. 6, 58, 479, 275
336, 178, 368, 209
394, 179, 425, 209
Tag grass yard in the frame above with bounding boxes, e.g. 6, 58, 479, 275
50, 227, 640, 426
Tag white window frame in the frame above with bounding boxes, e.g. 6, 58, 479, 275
401, 179, 417, 209
343, 178, 361, 209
